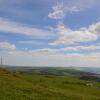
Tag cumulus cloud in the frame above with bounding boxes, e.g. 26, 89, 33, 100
48, 0, 100, 45
0, 42, 16, 50
0, 17, 100, 46
89, 22, 100, 35
50, 22, 98, 45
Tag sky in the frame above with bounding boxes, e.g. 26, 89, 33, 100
0, 0, 100, 67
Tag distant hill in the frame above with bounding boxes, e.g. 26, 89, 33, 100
0, 66, 100, 82
0, 66, 94, 76
75, 67, 100, 74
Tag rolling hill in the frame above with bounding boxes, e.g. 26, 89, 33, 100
0, 67, 100, 100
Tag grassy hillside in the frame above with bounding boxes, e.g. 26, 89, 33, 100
0, 68, 100, 100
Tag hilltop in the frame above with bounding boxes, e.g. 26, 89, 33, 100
0, 67, 100, 100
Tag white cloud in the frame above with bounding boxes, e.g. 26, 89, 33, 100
50, 22, 98, 45
48, 0, 100, 45
29, 48, 60, 56
89, 22, 100, 35
48, 2, 65, 19
48, 2, 80, 20
11, 45, 99, 57
3, 49, 100, 67
28, 45, 100, 56
61, 45, 100, 51
48, 0, 94, 20
0, 42, 16, 50
0, 18, 54, 39
0, 18, 100, 47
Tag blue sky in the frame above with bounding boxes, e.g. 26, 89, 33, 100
0, 0, 100, 67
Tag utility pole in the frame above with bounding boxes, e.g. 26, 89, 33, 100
0, 56, 3, 66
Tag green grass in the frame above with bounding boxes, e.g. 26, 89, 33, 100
0, 69, 100, 100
